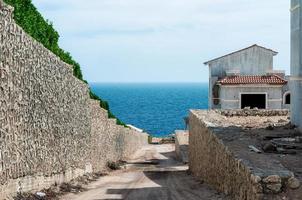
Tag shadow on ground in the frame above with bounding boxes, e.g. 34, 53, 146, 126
98, 150, 226, 200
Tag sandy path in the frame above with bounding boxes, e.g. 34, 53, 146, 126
60, 144, 227, 200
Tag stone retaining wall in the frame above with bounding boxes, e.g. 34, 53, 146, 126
218, 109, 289, 117
189, 111, 263, 200
189, 110, 302, 199
0, 2, 148, 199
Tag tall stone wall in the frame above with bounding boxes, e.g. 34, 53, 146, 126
0, 2, 148, 199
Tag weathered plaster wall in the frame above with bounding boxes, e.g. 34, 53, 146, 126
207, 46, 276, 109
0, 2, 148, 199
220, 85, 283, 109
290, 0, 302, 129
209, 46, 274, 77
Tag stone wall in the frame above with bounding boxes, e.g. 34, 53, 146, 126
189, 111, 263, 200
0, 2, 148, 199
175, 130, 188, 164
217, 109, 289, 117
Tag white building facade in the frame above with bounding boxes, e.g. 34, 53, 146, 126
205, 45, 290, 110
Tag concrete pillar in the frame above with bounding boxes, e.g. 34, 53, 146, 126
291, 0, 302, 127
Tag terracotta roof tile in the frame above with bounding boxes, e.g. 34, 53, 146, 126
218, 75, 287, 85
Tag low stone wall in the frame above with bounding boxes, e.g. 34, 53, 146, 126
175, 130, 189, 163
189, 110, 301, 200
218, 109, 289, 117
189, 111, 263, 200
0, 2, 148, 199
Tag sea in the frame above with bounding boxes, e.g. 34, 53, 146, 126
90, 83, 208, 137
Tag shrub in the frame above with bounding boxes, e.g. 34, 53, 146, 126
106, 161, 121, 170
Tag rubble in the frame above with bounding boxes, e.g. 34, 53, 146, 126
288, 177, 301, 189
190, 110, 302, 199
218, 109, 289, 117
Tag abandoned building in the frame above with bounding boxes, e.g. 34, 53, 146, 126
204, 44, 290, 110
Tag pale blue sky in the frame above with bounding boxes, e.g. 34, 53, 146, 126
32, 0, 290, 83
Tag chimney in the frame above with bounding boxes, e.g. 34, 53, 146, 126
290, 0, 302, 127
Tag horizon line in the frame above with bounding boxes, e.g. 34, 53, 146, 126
89, 81, 209, 84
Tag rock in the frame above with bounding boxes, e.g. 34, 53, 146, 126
283, 123, 296, 130
253, 184, 263, 193
266, 125, 275, 130
243, 107, 251, 111
287, 177, 300, 189
278, 119, 287, 123
263, 175, 281, 184
262, 142, 276, 152
251, 174, 262, 184
296, 137, 302, 143
266, 183, 282, 193
35, 192, 46, 198
263, 175, 283, 193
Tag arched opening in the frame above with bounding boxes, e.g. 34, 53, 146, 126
284, 92, 291, 105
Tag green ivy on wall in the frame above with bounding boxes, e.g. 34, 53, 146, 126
4, 0, 126, 126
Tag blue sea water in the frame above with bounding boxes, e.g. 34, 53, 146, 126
90, 83, 208, 137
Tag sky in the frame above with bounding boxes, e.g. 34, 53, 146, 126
32, 0, 290, 83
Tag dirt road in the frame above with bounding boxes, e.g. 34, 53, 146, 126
61, 144, 227, 200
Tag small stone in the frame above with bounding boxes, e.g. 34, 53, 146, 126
262, 142, 276, 152
266, 125, 275, 130
36, 192, 46, 198
251, 174, 262, 184
266, 183, 282, 193
278, 119, 287, 123
263, 175, 281, 184
288, 177, 300, 189
253, 184, 263, 193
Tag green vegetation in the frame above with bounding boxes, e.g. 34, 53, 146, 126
4, 0, 125, 126
106, 161, 121, 170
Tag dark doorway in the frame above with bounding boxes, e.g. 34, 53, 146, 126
241, 94, 266, 109
285, 93, 290, 105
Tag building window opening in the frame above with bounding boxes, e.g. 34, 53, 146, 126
285, 93, 290, 105
241, 94, 266, 109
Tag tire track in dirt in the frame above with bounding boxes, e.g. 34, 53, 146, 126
61, 144, 228, 200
